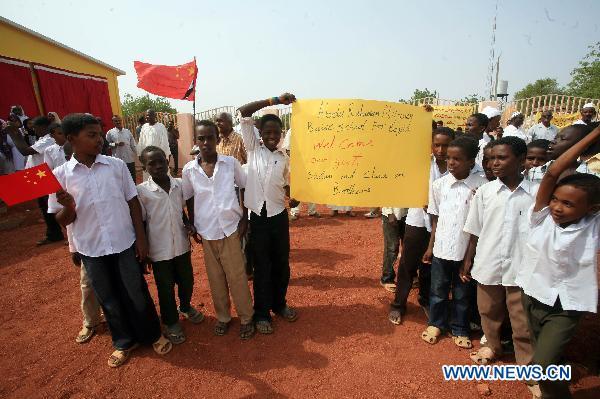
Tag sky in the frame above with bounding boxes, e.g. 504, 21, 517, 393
3, 0, 599, 114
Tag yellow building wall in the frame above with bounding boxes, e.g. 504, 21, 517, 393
0, 21, 123, 116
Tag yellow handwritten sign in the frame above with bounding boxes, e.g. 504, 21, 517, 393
533, 112, 579, 128
432, 105, 474, 130
290, 99, 431, 207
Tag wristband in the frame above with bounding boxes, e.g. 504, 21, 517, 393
271, 96, 280, 105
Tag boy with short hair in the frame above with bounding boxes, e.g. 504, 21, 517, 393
138, 145, 204, 344
420, 136, 488, 347
389, 127, 454, 324
238, 94, 299, 334
48, 113, 171, 368
461, 136, 536, 371
182, 120, 255, 339
465, 112, 489, 168
517, 124, 600, 398
524, 139, 550, 173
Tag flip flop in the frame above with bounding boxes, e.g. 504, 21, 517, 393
107, 344, 138, 368
388, 310, 402, 325
421, 326, 442, 344
152, 335, 173, 356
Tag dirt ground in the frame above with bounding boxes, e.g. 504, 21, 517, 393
0, 203, 599, 398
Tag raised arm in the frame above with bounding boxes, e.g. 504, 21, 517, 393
237, 93, 296, 118
535, 125, 600, 211
4, 124, 37, 156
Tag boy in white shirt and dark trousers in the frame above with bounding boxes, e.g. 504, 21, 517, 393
517, 124, 600, 399
460, 136, 539, 397
238, 93, 300, 335
421, 136, 488, 348
182, 120, 255, 340
48, 113, 171, 368
137, 145, 204, 344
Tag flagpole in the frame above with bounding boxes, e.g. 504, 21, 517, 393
192, 56, 197, 125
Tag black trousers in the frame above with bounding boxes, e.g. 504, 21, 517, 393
152, 252, 194, 326
390, 225, 430, 314
249, 206, 290, 321
170, 146, 179, 173
37, 195, 64, 241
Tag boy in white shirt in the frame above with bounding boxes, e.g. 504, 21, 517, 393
420, 136, 488, 348
182, 120, 255, 340
7, 116, 63, 245
461, 136, 536, 369
48, 113, 171, 368
388, 127, 454, 324
517, 124, 600, 399
238, 93, 299, 334
138, 146, 204, 344
43, 123, 66, 170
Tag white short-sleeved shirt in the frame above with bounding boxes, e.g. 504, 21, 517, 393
405, 158, 448, 229
43, 144, 66, 171
182, 154, 246, 240
25, 134, 55, 168
527, 123, 559, 141
106, 128, 137, 164
239, 116, 290, 217
428, 170, 488, 261
137, 177, 190, 262
48, 155, 138, 257
516, 207, 599, 313
464, 178, 539, 286
502, 125, 530, 144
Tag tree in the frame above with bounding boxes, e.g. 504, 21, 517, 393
458, 93, 483, 105
121, 93, 177, 116
567, 42, 600, 99
399, 88, 438, 103
514, 78, 564, 100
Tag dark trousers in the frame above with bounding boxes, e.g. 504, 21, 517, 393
170, 146, 178, 173
380, 215, 406, 284
152, 251, 194, 326
249, 206, 290, 321
37, 195, 64, 241
126, 162, 136, 184
522, 294, 582, 399
391, 225, 431, 314
80, 245, 161, 350
429, 256, 470, 336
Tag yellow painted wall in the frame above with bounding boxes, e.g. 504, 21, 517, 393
0, 20, 123, 116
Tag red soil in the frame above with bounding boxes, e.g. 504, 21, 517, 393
0, 203, 598, 398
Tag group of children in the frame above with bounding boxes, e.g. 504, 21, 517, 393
384, 109, 599, 398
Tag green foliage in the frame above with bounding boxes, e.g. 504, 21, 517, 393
514, 78, 565, 100
121, 93, 177, 116
400, 88, 438, 103
567, 42, 600, 99
458, 94, 483, 104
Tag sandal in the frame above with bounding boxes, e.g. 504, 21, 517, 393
255, 320, 274, 334
388, 310, 402, 325
75, 326, 96, 344
275, 306, 298, 322
453, 335, 473, 349
214, 321, 230, 336
421, 326, 442, 344
152, 335, 173, 356
107, 344, 138, 368
165, 324, 186, 345
240, 323, 256, 340
469, 347, 495, 365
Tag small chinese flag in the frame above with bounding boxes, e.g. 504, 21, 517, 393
134, 58, 198, 101
0, 163, 62, 206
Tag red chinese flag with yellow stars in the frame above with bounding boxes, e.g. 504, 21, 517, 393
134, 58, 198, 101
0, 163, 62, 206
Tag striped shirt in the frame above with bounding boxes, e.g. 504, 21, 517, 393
216, 131, 247, 165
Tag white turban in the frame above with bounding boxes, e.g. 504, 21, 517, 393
510, 111, 522, 119
481, 106, 501, 119
582, 102, 596, 110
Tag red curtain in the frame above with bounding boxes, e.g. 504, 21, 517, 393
0, 60, 41, 120
35, 67, 114, 129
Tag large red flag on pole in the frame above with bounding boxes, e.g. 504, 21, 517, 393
134, 58, 198, 101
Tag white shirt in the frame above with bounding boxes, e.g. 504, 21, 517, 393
106, 127, 137, 163
502, 125, 530, 144
7, 135, 25, 170
527, 123, 559, 141
526, 160, 553, 183
137, 122, 171, 157
182, 154, 246, 240
405, 158, 448, 230
137, 177, 190, 262
428, 170, 488, 261
43, 144, 66, 170
25, 134, 55, 168
239, 116, 290, 217
516, 207, 599, 313
464, 178, 539, 286
48, 155, 138, 257
476, 135, 492, 167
